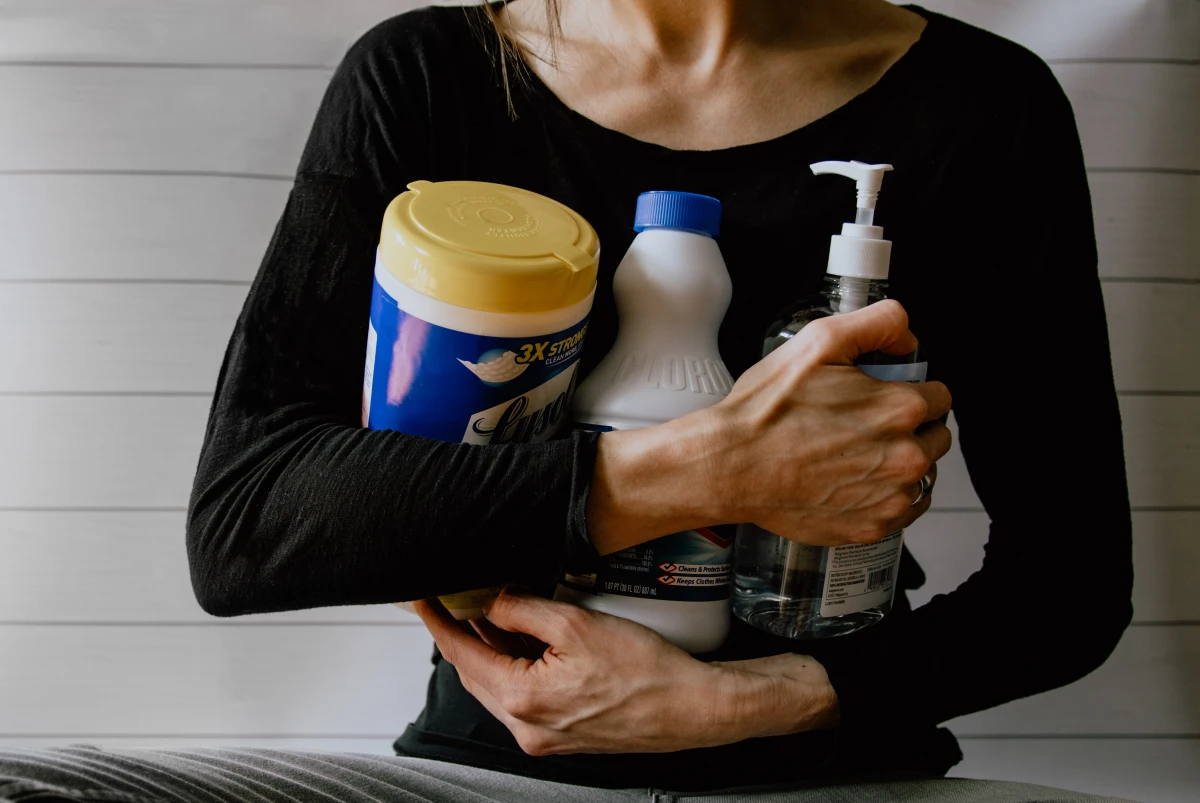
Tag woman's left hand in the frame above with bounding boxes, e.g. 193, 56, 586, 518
413, 588, 840, 756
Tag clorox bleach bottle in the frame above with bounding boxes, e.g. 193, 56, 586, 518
555, 191, 735, 654
363, 180, 600, 621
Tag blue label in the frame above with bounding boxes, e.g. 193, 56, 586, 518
363, 276, 590, 444
562, 526, 733, 602
858, 361, 928, 383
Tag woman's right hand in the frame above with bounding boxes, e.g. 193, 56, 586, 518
587, 300, 952, 554
703, 299, 951, 545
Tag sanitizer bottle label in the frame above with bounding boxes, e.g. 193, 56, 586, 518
363, 273, 590, 444
817, 358, 927, 617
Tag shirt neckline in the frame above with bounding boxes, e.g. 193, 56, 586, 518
506, 5, 939, 162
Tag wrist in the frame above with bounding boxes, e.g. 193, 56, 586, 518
711, 654, 841, 739
586, 410, 731, 555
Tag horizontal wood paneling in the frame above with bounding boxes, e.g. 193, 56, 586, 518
0, 67, 326, 175
0, 738, 396, 755
0, 396, 209, 508
949, 625, 1200, 735
1121, 395, 1200, 509
2, 283, 1187, 393
3, 510, 1190, 625
0, 174, 288, 282
0, 0, 427, 65
2, 397, 1194, 510
0, 625, 433, 736
956, 738, 1200, 803
1093, 172, 1200, 281
0, 622, 1191, 737
905, 511, 1200, 622
0, 511, 412, 624
1105, 283, 1200, 392
917, 0, 1200, 61
1056, 63, 1200, 172
0, 284, 244, 394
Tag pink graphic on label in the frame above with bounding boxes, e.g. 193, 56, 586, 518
387, 316, 431, 406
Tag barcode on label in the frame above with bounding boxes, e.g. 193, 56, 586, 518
866, 565, 894, 591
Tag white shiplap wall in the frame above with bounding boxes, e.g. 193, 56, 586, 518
0, 1, 1196, 801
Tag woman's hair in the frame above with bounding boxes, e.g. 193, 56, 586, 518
472, 1, 564, 114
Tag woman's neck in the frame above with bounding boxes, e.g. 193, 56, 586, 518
501, 0, 926, 150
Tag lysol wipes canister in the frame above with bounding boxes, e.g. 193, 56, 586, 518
362, 180, 600, 619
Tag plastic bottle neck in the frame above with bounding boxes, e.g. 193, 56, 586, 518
823, 275, 889, 314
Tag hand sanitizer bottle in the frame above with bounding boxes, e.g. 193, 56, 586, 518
732, 161, 927, 640
555, 191, 736, 654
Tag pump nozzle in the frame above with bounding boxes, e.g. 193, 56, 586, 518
810, 160, 895, 280
810, 161, 893, 225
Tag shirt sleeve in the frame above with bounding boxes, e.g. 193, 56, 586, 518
185, 19, 600, 617
815, 60, 1134, 749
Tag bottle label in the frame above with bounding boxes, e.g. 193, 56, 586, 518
363, 273, 589, 444
562, 527, 734, 602
858, 361, 928, 383
819, 531, 904, 617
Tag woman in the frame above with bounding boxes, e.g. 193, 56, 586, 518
0, 1, 1132, 801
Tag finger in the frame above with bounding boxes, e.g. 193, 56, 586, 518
413, 598, 519, 679
483, 587, 590, 647
454, 663, 520, 727
883, 488, 932, 534
908, 381, 952, 424
471, 617, 543, 660
915, 422, 953, 462
800, 300, 919, 364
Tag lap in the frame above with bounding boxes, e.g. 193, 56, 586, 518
0, 747, 1136, 803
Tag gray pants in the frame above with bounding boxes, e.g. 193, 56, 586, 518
0, 747, 1135, 803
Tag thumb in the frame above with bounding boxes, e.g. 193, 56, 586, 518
801, 299, 919, 364
483, 586, 588, 647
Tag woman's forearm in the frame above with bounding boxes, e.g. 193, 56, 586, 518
711, 653, 842, 741
586, 412, 727, 555
586, 300, 952, 557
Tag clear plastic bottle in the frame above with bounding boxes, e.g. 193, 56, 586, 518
554, 191, 735, 654
732, 161, 927, 640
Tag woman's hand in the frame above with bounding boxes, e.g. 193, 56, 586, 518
414, 589, 839, 756
588, 300, 952, 554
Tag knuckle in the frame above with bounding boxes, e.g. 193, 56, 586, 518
800, 319, 837, 355
498, 686, 539, 722
890, 388, 928, 429
877, 299, 910, 329
514, 727, 553, 757
889, 440, 931, 483
554, 606, 591, 640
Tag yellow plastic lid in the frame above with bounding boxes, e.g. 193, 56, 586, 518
379, 180, 600, 314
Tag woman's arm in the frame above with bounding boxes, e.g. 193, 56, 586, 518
186, 22, 608, 616
414, 590, 840, 756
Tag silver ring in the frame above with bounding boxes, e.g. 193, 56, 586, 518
911, 473, 933, 506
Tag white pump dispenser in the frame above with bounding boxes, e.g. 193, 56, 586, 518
810, 161, 894, 284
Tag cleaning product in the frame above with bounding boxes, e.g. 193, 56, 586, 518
732, 161, 926, 640
363, 180, 600, 620
554, 191, 735, 654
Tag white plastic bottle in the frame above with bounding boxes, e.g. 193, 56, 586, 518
554, 191, 735, 654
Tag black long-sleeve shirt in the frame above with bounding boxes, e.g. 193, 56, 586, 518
187, 4, 1133, 792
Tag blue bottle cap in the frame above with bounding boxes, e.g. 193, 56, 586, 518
633, 191, 721, 237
